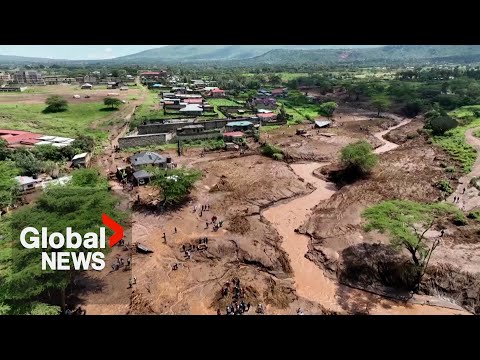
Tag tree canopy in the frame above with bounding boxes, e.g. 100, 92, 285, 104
318, 101, 337, 118
340, 140, 378, 176
0, 161, 19, 210
44, 95, 68, 113
104, 97, 123, 109
425, 116, 458, 135
371, 95, 391, 116
149, 167, 202, 206
0, 170, 125, 314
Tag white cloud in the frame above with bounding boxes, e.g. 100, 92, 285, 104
104, 48, 113, 53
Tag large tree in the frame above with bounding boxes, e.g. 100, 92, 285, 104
425, 116, 458, 136
362, 200, 463, 287
371, 95, 391, 116
149, 167, 202, 207
104, 97, 123, 109
0, 161, 19, 210
0, 171, 124, 314
340, 140, 378, 176
44, 95, 68, 113
318, 101, 337, 119
0, 138, 9, 161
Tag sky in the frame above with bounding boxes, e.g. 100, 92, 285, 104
0, 45, 166, 60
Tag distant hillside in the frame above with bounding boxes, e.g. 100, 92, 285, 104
242, 45, 480, 65
110, 45, 379, 63
0, 54, 67, 65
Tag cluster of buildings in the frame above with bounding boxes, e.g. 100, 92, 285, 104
0, 129, 77, 148
0, 69, 137, 91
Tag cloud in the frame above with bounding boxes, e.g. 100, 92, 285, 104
85, 48, 116, 60
104, 48, 112, 53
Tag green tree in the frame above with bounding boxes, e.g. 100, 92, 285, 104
278, 104, 288, 121
32, 144, 64, 162
318, 101, 337, 118
363, 200, 463, 287
104, 97, 123, 109
341, 140, 378, 175
425, 116, 458, 136
0, 177, 124, 314
72, 135, 95, 153
149, 168, 202, 206
0, 138, 9, 161
70, 168, 108, 189
372, 95, 391, 116
44, 95, 68, 113
11, 149, 42, 177
0, 161, 19, 209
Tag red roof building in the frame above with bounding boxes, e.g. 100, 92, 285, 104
257, 112, 277, 119
0, 129, 43, 146
210, 88, 226, 98
184, 98, 203, 104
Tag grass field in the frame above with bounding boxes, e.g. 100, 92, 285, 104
207, 98, 240, 107
432, 106, 480, 172
278, 72, 309, 81
0, 102, 110, 140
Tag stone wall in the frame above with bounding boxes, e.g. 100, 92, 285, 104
118, 133, 173, 149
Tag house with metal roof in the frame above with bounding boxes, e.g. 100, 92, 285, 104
129, 152, 172, 169
226, 121, 254, 132
314, 119, 332, 128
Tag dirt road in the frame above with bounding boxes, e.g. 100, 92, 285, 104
448, 127, 480, 211
263, 120, 470, 315
373, 119, 412, 153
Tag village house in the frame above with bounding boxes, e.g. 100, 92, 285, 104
191, 79, 206, 89
43, 75, 76, 85
314, 119, 332, 128
179, 104, 204, 116
15, 176, 40, 193
257, 89, 272, 97
177, 124, 205, 135
140, 71, 168, 81
71, 152, 91, 168
257, 112, 278, 122
225, 120, 254, 133
132, 170, 152, 186
271, 87, 288, 97
83, 75, 98, 84
209, 88, 226, 98
223, 131, 245, 143
81, 83, 93, 90
0, 129, 43, 147
129, 151, 172, 170
248, 97, 277, 110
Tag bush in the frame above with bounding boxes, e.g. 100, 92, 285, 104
272, 153, 284, 161
44, 95, 68, 113
435, 179, 453, 194
445, 166, 455, 173
340, 140, 378, 175
425, 116, 458, 135
467, 211, 480, 221
401, 100, 423, 118
453, 213, 468, 226
261, 143, 283, 158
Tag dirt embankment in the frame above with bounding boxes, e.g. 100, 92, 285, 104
299, 121, 480, 313
126, 155, 329, 314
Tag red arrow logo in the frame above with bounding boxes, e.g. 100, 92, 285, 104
102, 213, 124, 248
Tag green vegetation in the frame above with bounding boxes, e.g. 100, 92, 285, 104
0, 161, 19, 209
431, 106, 480, 172
103, 97, 122, 109
435, 179, 453, 194
467, 211, 480, 221
70, 168, 109, 190
260, 125, 281, 133
0, 170, 125, 314
340, 140, 378, 176
44, 95, 68, 113
261, 143, 284, 160
207, 98, 239, 107
371, 95, 391, 116
149, 167, 202, 206
363, 200, 464, 286
426, 116, 458, 135
317, 101, 337, 118
0, 103, 109, 140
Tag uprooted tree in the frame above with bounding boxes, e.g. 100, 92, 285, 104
149, 167, 202, 207
362, 200, 465, 288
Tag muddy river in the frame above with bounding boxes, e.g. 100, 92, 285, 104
263, 120, 469, 315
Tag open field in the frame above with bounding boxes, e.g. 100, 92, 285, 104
0, 84, 139, 105
0, 102, 113, 139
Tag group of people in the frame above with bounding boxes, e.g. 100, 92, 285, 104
111, 254, 131, 272
223, 300, 251, 315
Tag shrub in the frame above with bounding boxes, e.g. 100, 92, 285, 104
435, 179, 453, 194
453, 213, 468, 226
44, 95, 68, 113
467, 211, 480, 221
261, 143, 283, 158
272, 153, 284, 161
340, 140, 378, 175
425, 116, 458, 135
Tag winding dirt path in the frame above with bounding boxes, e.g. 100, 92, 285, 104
263, 120, 469, 315
448, 127, 480, 211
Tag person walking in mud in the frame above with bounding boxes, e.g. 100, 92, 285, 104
163, 232, 167, 244
174, 227, 177, 234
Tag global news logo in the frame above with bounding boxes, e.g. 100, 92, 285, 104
19, 214, 123, 271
